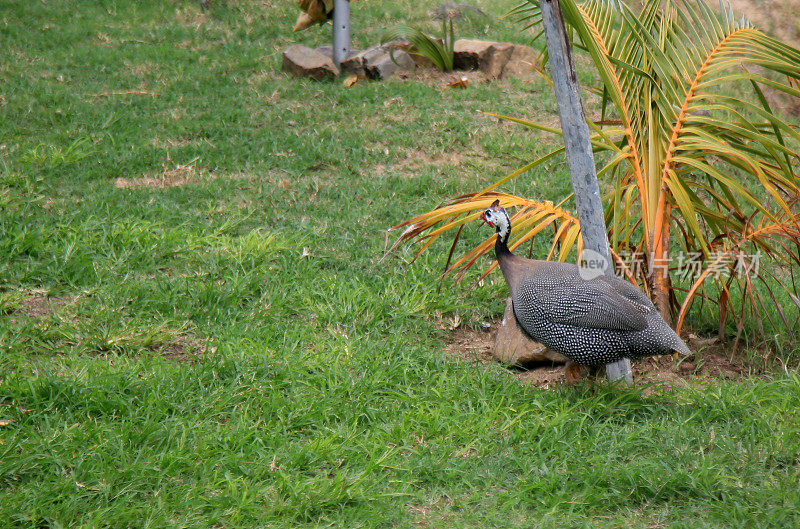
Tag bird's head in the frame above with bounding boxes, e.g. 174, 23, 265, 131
480, 200, 511, 242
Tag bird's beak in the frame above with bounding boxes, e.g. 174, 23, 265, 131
480, 212, 493, 227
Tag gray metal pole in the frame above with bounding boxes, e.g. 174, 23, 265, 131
332, 0, 351, 67
539, 0, 633, 384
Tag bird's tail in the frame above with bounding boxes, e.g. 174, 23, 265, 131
672, 333, 692, 356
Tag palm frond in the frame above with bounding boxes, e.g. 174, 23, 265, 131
387, 192, 581, 281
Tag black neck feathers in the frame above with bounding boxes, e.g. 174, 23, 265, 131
495, 216, 511, 257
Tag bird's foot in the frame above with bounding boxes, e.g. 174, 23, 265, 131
564, 361, 589, 385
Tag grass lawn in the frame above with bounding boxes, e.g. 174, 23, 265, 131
2, 1, 800, 527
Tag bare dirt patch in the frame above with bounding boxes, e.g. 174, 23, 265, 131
400, 68, 495, 89
173, 6, 212, 29
115, 160, 199, 189
19, 291, 79, 319
113, 163, 253, 191
152, 334, 210, 363
445, 320, 748, 390
8, 290, 208, 363
366, 145, 490, 179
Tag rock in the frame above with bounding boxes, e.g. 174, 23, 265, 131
482, 42, 513, 80
453, 39, 492, 70
338, 49, 366, 76
408, 52, 436, 69
453, 39, 514, 79
314, 45, 334, 59
383, 38, 413, 51
340, 44, 416, 79
364, 48, 415, 80
504, 44, 540, 78
493, 297, 568, 366
339, 47, 378, 77
282, 45, 337, 80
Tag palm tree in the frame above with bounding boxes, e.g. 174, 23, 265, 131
390, 0, 800, 340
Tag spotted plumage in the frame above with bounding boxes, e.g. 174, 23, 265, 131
481, 200, 690, 368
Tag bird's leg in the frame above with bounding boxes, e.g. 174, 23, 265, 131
564, 360, 587, 384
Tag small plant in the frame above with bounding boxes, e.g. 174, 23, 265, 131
20, 137, 93, 168
381, 14, 457, 72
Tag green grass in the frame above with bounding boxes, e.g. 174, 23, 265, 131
1, 0, 799, 527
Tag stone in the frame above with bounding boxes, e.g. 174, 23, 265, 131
408, 52, 436, 69
493, 297, 568, 366
361, 45, 387, 65
364, 48, 415, 80
314, 45, 334, 58
339, 46, 381, 76
453, 39, 514, 79
338, 49, 366, 76
338, 44, 416, 79
503, 44, 540, 79
282, 45, 337, 80
454, 39, 493, 70
383, 38, 413, 51
481, 42, 513, 80
339, 44, 416, 79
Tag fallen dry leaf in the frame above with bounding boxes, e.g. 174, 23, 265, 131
447, 76, 469, 89
343, 75, 359, 87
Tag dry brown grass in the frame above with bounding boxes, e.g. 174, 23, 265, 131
114, 159, 200, 189
365, 146, 490, 179
151, 136, 216, 149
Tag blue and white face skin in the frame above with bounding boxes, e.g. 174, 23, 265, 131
481, 204, 510, 242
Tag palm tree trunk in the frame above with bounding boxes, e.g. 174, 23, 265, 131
540, 0, 632, 383
649, 204, 671, 321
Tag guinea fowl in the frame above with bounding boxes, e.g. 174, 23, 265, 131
480, 200, 690, 382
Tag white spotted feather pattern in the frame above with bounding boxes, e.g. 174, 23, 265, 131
481, 201, 690, 366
